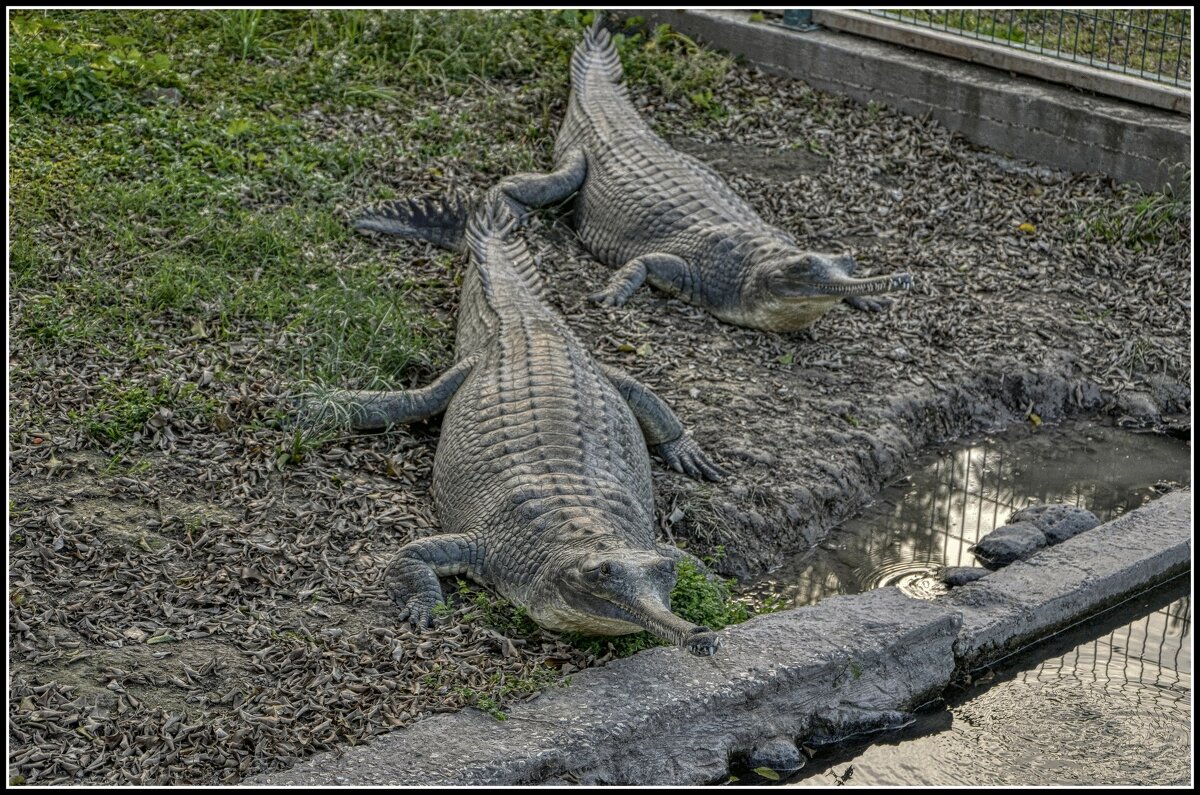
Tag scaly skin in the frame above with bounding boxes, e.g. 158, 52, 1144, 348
509, 19, 913, 332
310, 192, 728, 655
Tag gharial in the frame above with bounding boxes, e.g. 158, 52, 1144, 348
446, 17, 913, 332
311, 190, 728, 655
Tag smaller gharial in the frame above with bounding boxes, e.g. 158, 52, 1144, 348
458, 17, 913, 332
304, 189, 729, 655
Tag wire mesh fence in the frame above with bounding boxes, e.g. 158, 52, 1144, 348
857, 9, 1191, 88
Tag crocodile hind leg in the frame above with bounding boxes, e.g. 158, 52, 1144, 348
588, 252, 691, 307
295, 356, 476, 430
488, 147, 588, 222
383, 534, 480, 627
599, 363, 727, 482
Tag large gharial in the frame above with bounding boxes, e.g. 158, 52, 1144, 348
316, 191, 728, 655
454, 17, 913, 332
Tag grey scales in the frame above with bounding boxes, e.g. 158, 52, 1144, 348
494, 17, 914, 332
316, 190, 727, 654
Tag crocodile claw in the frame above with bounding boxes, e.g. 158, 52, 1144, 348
383, 558, 444, 629
685, 628, 721, 656
845, 295, 893, 313
657, 435, 728, 482
587, 288, 629, 308
394, 598, 441, 629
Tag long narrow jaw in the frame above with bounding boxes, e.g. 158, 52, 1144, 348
810, 271, 913, 298
619, 594, 721, 656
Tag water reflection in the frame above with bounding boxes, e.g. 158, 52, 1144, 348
747, 421, 1190, 608
788, 588, 1192, 786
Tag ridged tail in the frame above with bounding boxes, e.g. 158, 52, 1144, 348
462, 195, 548, 301
569, 14, 625, 91
353, 193, 473, 252
356, 189, 547, 301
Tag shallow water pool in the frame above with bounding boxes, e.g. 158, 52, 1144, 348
739, 419, 1191, 786
745, 419, 1190, 608
787, 579, 1191, 786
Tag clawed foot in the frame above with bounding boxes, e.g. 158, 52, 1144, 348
684, 627, 721, 656
588, 286, 630, 307
657, 435, 728, 482
845, 295, 893, 313
483, 185, 534, 229
383, 558, 444, 629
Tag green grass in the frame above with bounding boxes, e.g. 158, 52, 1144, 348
10, 9, 734, 447
69, 376, 220, 443
1086, 177, 1191, 250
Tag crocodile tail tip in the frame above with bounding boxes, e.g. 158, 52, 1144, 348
354, 194, 469, 252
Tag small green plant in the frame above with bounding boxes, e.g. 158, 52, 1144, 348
216, 9, 275, 61
455, 666, 564, 721
564, 557, 753, 657
10, 16, 178, 118
1087, 181, 1189, 250
453, 580, 541, 637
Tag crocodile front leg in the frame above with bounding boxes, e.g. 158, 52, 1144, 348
488, 147, 588, 222
599, 363, 727, 482
297, 356, 476, 430
836, 254, 894, 314
588, 252, 692, 307
383, 534, 481, 628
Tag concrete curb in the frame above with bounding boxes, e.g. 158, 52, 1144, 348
951, 487, 1192, 666
251, 489, 1191, 786
624, 10, 1190, 192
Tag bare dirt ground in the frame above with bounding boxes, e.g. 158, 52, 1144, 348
9, 48, 1190, 786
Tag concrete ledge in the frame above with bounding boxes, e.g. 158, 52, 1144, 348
254, 590, 960, 785
250, 490, 1191, 786
626, 10, 1190, 191
949, 487, 1193, 667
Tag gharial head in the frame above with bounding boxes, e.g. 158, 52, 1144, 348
747, 250, 913, 331
533, 547, 720, 656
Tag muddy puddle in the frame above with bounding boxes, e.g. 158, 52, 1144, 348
733, 418, 1191, 786
743, 418, 1191, 609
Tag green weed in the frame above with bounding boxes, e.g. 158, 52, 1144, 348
564, 557, 754, 657
70, 377, 218, 444
1087, 180, 1190, 249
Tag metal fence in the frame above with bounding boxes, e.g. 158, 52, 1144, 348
860, 9, 1191, 88
780, 9, 1191, 112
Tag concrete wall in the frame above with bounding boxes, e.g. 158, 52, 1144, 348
627, 10, 1190, 193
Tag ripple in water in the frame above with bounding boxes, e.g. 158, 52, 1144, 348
789, 586, 1192, 786
748, 418, 1192, 787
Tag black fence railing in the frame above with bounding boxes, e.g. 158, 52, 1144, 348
857, 9, 1191, 88
787, 8, 1190, 90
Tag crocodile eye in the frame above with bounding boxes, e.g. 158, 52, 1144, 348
599, 562, 612, 577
